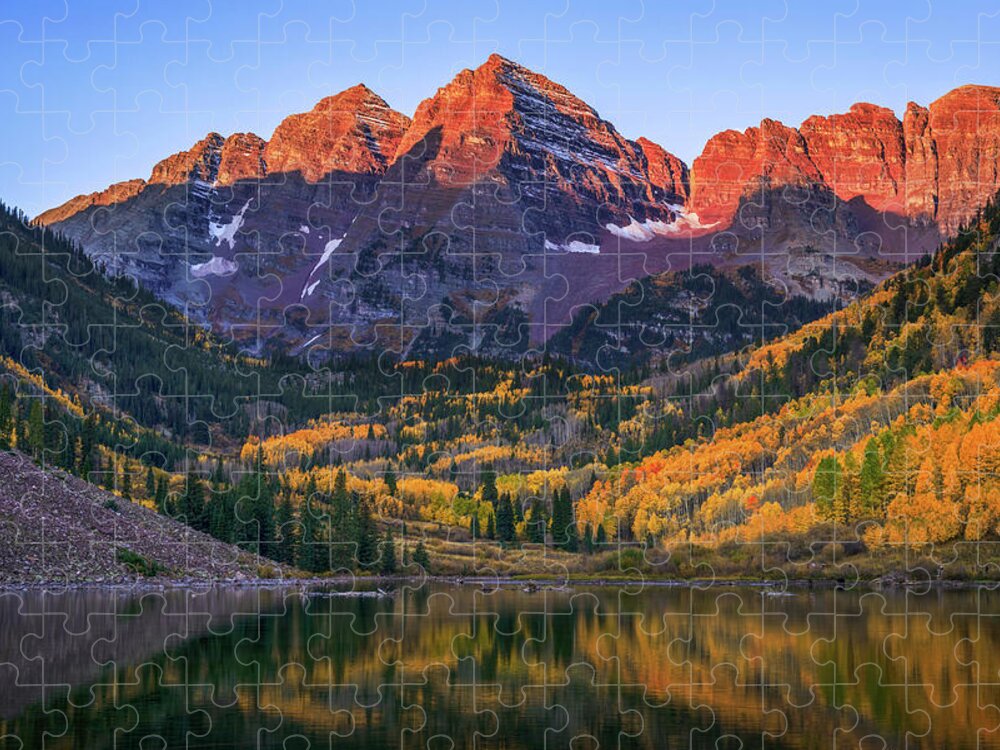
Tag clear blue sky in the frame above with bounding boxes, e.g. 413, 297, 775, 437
3, 0, 999, 216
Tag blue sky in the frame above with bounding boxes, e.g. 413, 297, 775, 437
3, 0, 1000, 216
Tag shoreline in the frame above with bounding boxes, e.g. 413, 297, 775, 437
2, 573, 997, 592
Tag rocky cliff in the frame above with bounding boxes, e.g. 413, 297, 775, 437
34, 58, 1000, 359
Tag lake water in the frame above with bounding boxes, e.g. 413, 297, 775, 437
1, 582, 998, 749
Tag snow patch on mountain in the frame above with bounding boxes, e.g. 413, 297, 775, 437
208, 198, 253, 249
606, 206, 719, 241
545, 239, 600, 254
308, 237, 344, 278
299, 236, 347, 299
190, 256, 239, 278
300, 279, 322, 300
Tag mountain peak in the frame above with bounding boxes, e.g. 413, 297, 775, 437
264, 84, 410, 181
313, 82, 390, 111
478, 52, 520, 72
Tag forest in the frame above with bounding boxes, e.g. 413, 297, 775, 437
4, 194, 1000, 578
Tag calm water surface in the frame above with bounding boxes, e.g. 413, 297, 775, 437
1, 582, 998, 749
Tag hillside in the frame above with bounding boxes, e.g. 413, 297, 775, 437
0, 450, 273, 583
569, 194, 1000, 561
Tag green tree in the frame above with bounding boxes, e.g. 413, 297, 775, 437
275, 489, 296, 564
527, 500, 546, 544
551, 486, 578, 550
236, 450, 275, 558
27, 400, 44, 459
78, 415, 96, 481
144, 466, 156, 499
208, 486, 235, 543
354, 493, 379, 571
595, 524, 607, 546
298, 477, 328, 573
179, 471, 205, 530
496, 492, 516, 543
0, 383, 13, 449
155, 475, 169, 515
812, 455, 842, 520
379, 528, 397, 575
583, 523, 594, 554
859, 438, 886, 515
384, 463, 397, 496
480, 466, 498, 508
329, 469, 355, 571
121, 467, 132, 503
412, 539, 431, 571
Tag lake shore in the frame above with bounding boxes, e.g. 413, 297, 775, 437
2, 571, 996, 591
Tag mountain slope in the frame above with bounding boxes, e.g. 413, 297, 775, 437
0, 450, 271, 583
34, 58, 1000, 363
573, 191, 1000, 548
35, 87, 411, 351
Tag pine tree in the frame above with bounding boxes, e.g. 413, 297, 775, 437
496, 492, 516, 543
354, 493, 379, 571
0, 382, 12, 449
14, 404, 28, 452
79, 415, 95, 480
121, 467, 133, 503
527, 501, 546, 544
583, 524, 594, 554
480, 466, 498, 508
212, 456, 225, 486
27, 400, 44, 460
298, 477, 328, 573
43, 402, 61, 467
275, 490, 295, 564
563, 488, 579, 552
384, 463, 397, 496
412, 539, 431, 571
485, 513, 495, 540
379, 528, 397, 575
208, 486, 235, 543
329, 469, 355, 571
180, 471, 205, 530
155, 475, 169, 515
103, 455, 116, 491
550, 486, 570, 548
595, 524, 607, 546
236, 449, 275, 558
145, 466, 156, 499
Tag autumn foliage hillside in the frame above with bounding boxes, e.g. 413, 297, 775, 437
574, 194, 1000, 551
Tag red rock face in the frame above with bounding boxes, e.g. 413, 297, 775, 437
217, 133, 267, 185
798, 103, 906, 213
927, 85, 1000, 233
31, 58, 1000, 355
390, 54, 679, 228
148, 133, 226, 186
688, 86, 1000, 236
689, 119, 821, 227
264, 84, 410, 181
34, 179, 147, 225
636, 137, 689, 204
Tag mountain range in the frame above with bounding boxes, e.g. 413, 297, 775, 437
36, 54, 1000, 361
